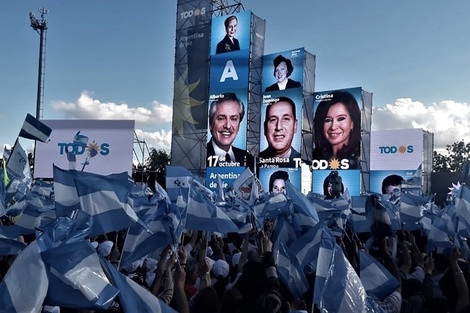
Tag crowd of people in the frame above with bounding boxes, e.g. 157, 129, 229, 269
1, 204, 470, 313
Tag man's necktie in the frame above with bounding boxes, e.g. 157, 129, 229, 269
225, 153, 231, 162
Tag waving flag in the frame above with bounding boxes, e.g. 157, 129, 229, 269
19, 113, 52, 142
286, 180, 319, 231
400, 193, 430, 230
185, 182, 238, 233
0, 240, 48, 313
274, 240, 309, 299
5, 140, 29, 182
120, 200, 182, 268
359, 250, 400, 301
349, 196, 369, 233
100, 256, 178, 313
314, 227, 368, 312
0, 237, 27, 255
53, 165, 129, 217
165, 166, 192, 203
42, 241, 119, 310
74, 172, 139, 237
289, 222, 325, 272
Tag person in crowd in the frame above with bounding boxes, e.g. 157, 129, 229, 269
259, 97, 301, 168
269, 170, 289, 195
265, 55, 301, 92
206, 93, 253, 168
313, 90, 361, 169
216, 15, 240, 54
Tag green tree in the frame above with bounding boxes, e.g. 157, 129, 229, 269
433, 140, 470, 172
145, 148, 170, 171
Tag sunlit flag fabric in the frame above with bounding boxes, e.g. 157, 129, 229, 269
100, 256, 178, 313
456, 184, 470, 237
289, 222, 324, 272
185, 182, 238, 233
359, 250, 400, 301
42, 241, 119, 310
0, 240, 48, 313
273, 240, 309, 299
285, 180, 319, 231
165, 166, 192, 203
349, 196, 369, 233
19, 113, 52, 142
5, 140, 29, 182
120, 200, 183, 269
53, 165, 129, 218
314, 227, 368, 312
74, 172, 140, 237
400, 193, 431, 231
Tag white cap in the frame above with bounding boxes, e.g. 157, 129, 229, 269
212, 259, 230, 278
97, 240, 114, 257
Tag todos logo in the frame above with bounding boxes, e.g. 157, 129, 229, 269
311, 158, 350, 170
58, 131, 110, 170
379, 145, 413, 154
180, 7, 206, 19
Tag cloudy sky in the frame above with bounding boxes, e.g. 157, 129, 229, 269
2, 1, 469, 157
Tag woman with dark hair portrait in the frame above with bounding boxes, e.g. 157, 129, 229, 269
216, 15, 240, 54
313, 90, 361, 169
264, 55, 301, 92
323, 171, 344, 199
268, 170, 289, 194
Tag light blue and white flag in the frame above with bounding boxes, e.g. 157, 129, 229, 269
186, 182, 238, 233
0, 240, 48, 313
5, 140, 29, 182
120, 200, 182, 268
286, 180, 319, 231
19, 113, 52, 142
289, 222, 325, 272
74, 172, 139, 237
314, 227, 368, 313
349, 196, 369, 233
42, 241, 119, 310
0, 237, 27, 255
274, 240, 309, 299
100, 256, 178, 313
53, 165, 129, 218
165, 166, 192, 203
456, 184, 470, 237
359, 250, 400, 301
400, 193, 431, 231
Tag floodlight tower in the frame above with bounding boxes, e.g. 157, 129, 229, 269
29, 7, 48, 119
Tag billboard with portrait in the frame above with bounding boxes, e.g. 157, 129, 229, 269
259, 89, 303, 169
210, 11, 251, 56
34, 120, 135, 178
262, 48, 304, 92
369, 169, 422, 195
312, 87, 363, 171
312, 169, 361, 197
259, 167, 301, 195
206, 91, 249, 168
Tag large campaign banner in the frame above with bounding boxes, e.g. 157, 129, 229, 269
259, 48, 304, 175
34, 120, 135, 178
370, 129, 424, 171
312, 87, 363, 171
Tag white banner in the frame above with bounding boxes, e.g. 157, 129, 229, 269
34, 120, 134, 178
370, 129, 423, 171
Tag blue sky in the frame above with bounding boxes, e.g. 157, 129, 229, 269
2, 0, 470, 157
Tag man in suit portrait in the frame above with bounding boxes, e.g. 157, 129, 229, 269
259, 96, 301, 168
207, 93, 252, 168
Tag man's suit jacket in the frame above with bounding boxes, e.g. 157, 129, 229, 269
265, 78, 301, 92
259, 146, 301, 168
206, 139, 253, 169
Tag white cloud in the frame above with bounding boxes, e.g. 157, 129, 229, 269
134, 128, 172, 152
51, 91, 173, 125
372, 98, 470, 150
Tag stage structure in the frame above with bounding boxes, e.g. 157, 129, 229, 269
171, 0, 213, 177
311, 87, 372, 196
369, 128, 434, 195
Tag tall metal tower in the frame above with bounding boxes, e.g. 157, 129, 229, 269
211, 0, 244, 16
29, 7, 48, 119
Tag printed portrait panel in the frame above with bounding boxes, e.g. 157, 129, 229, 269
312, 87, 363, 171
262, 48, 304, 92
312, 169, 361, 197
210, 11, 251, 56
